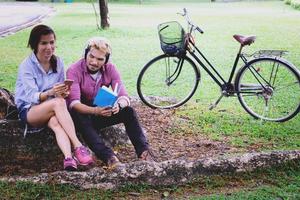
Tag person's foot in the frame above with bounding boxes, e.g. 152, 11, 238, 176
106, 155, 123, 169
64, 157, 77, 171
139, 149, 156, 162
74, 146, 94, 166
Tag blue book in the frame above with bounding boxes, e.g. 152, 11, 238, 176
93, 85, 118, 107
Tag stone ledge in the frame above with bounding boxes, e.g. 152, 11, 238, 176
1, 150, 299, 190
0, 119, 130, 164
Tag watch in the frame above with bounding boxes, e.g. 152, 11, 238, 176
118, 103, 123, 110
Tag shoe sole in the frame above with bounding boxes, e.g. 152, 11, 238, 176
64, 166, 77, 171
74, 157, 94, 166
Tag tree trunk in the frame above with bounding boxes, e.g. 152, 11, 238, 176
99, 0, 109, 29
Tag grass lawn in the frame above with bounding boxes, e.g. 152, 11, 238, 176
1, 2, 299, 146
0, 0, 299, 198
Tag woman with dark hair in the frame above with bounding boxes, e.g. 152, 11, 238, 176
15, 24, 93, 171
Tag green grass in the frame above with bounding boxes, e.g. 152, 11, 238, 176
0, 0, 299, 198
176, 99, 300, 149
0, 0, 299, 163
0, 181, 114, 199
1, 1, 300, 92
190, 161, 300, 200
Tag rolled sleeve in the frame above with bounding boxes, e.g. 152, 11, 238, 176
107, 64, 128, 97
66, 66, 81, 107
69, 100, 81, 109
33, 92, 41, 104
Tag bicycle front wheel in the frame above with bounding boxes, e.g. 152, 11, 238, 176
137, 54, 200, 109
235, 57, 300, 122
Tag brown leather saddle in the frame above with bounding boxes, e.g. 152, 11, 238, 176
233, 34, 256, 46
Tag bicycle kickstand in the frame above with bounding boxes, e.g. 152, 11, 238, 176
209, 94, 224, 110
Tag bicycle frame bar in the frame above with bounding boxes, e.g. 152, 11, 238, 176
228, 45, 243, 84
168, 57, 185, 85
188, 42, 243, 88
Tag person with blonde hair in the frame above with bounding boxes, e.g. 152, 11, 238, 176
15, 24, 94, 171
67, 37, 154, 168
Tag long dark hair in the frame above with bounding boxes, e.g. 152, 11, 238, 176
27, 24, 58, 73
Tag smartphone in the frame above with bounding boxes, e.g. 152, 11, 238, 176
104, 106, 112, 110
64, 79, 74, 87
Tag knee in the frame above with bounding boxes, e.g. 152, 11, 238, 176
121, 106, 137, 119
48, 116, 60, 129
52, 97, 67, 110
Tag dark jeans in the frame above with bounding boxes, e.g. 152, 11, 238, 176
71, 106, 149, 163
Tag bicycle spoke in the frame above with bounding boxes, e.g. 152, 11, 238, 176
137, 54, 199, 109
274, 81, 299, 91
164, 57, 182, 85
248, 65, 270, 89
270, 60, 280, 87
237, 58, 300, 122
169, 58, 184, 85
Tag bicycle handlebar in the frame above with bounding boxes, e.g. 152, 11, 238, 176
196, 26, 204, 34
178, 8, 204, 34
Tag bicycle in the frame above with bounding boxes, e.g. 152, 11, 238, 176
137, 8, 300, 122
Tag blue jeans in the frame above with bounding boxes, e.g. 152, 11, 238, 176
70, 106, 149, 163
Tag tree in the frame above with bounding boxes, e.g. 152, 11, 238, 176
99, 0, 109, 29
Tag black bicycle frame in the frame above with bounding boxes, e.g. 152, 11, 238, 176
187, 41, 244, 89
165, 56, 185, 85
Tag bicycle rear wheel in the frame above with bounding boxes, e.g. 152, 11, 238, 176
235, 57, 300, 122
137, 54, 200, 109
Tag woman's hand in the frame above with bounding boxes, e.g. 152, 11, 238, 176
52, 83, 69, 98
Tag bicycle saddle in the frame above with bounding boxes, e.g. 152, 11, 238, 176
233, 34, 256, 46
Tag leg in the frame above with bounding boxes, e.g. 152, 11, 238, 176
47, 116, 72, 158
48, 116, 78, 170
71, 109, 115, 163
27, 97, 82, 148
94, 106, 149, 157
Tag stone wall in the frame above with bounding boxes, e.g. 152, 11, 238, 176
0, 119, 129, 171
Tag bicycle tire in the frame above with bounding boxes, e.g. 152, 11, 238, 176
235, 57, 300, 122
137, 54, 200, 109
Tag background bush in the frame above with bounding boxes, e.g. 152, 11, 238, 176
285, 0, 300, 9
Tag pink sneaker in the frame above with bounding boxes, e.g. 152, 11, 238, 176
74, 146, 94, 166
64, 157, 77, 171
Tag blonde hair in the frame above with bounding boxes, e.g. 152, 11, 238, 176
86, 37, 111, 55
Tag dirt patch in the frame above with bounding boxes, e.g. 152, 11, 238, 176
0, 100, 236, 176
118, 100, 236, 163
